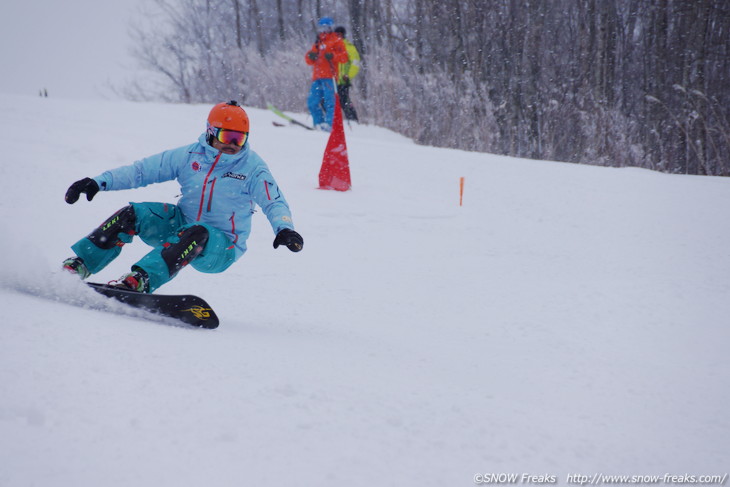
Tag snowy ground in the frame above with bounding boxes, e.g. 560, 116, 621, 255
0, 94, 728, 486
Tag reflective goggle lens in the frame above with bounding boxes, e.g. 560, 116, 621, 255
216, 128, 248, 147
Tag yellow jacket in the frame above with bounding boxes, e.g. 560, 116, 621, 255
337, 39, 361, 84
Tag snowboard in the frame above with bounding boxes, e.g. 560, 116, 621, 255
87, 282, 219, 329
267, 103, 315, 130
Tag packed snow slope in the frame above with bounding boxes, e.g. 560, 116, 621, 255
0, 94, 728, 487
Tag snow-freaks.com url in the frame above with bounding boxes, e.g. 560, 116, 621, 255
564, 473, 728, 485
472, 473, 728, 485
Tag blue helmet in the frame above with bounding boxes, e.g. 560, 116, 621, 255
317, 17, 334, 32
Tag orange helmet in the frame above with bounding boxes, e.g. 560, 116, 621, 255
207, 100, 249, 132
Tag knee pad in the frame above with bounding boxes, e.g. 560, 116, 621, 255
87, 205, 137, 250
161, 225, 209, 277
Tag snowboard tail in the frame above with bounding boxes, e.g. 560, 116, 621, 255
87, 283, 219, 329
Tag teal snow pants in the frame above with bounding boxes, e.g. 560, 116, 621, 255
71, 202, 237, 292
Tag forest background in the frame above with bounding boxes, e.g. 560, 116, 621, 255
125, 0, 730, 176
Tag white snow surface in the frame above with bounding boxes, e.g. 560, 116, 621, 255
0, 94, 728, 486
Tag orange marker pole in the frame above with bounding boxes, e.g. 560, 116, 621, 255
459, 177, 465, 206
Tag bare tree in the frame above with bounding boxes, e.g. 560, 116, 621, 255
126, 0, 730, 175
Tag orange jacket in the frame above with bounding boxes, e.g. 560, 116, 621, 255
305, 32, 349, 80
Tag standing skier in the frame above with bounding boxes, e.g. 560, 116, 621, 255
62, 101, 303, 293
305, 16, 348, 132
334, 26, 361, 122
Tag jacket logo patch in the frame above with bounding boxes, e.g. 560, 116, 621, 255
223, 172, 247, 181
191, 161, 201, 172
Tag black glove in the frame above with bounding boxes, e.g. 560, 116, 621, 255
65, 177, 100, 204
308, 51, 318, 60
324, 52, 333, 60
273, 228, 303, 252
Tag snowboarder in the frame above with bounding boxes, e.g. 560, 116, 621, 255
305, 17, 348, 132
62, 100, 303, 293
334, 26, 361, 122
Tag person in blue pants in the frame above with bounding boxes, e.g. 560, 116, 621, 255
62, 101, 303, 293
305, 17, 348, 131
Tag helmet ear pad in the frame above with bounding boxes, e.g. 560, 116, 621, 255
206, 122, 217, 146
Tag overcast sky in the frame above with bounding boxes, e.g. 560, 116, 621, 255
0, 0, 146, 100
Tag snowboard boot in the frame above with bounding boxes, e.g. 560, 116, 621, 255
62, 256, 91, 279
113, 268, 150, 293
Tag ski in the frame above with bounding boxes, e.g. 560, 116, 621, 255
87, 282, 219, 329
267, 103, 315, 130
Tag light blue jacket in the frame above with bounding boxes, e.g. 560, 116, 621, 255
93, 134, 295, 258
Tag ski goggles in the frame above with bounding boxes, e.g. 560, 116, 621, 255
209, 126, 248, 147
